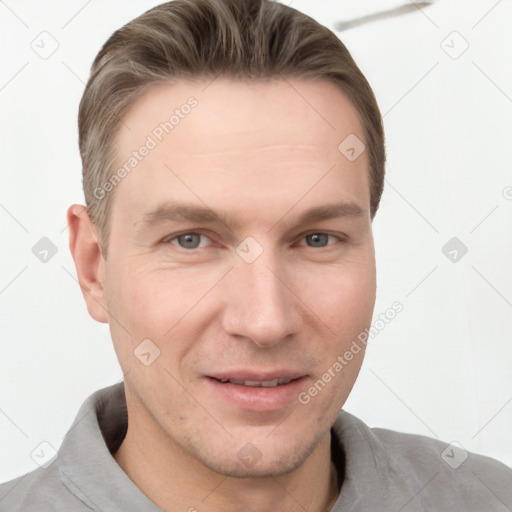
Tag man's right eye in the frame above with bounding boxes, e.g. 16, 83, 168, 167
163, 232, 213, 250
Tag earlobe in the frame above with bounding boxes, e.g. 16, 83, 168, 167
67, 204, 109, 324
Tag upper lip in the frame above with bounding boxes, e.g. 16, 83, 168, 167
207, 370, 307, 381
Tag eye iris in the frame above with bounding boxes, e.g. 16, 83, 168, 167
178, 234, 201, 249
307, 233, 329, 247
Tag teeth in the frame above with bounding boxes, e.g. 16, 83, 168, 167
218, 378, 293, 387
243, 380, 268, 387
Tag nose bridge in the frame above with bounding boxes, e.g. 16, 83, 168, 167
223, 241, 299, 347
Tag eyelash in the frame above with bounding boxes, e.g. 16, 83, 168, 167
161, 231, 346, 250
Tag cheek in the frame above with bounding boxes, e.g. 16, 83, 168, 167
107, 263, 178, 330
104, 267, 192, 381
341, 269, 376, 324
129, 271, 215, 334
103, 261, 170, 360
106, 263, 221, 361
299, 261, 376, 333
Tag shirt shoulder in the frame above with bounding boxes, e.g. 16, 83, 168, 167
0, 465, 91, 511
0, 382, 128, 512
332, 410, 512, 510
373, 425, 512, 484
0, 382, 157, 512
380, 427, 512, 509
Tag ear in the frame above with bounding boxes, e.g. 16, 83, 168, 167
67, 204, 109, 323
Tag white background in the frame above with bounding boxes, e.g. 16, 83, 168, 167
1, 0, 511, 483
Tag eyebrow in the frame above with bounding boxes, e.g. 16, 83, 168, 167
137, 200, 366, 232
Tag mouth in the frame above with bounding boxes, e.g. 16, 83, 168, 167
210, 377, 297, 387
204, 373, 308, 412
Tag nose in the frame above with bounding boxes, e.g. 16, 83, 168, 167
220, 247, 301, 348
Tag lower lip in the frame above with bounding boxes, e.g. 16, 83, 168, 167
204, 376, 308, 412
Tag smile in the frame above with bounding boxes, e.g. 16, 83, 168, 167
213, 377, 294, 387
205, 375, 308, 412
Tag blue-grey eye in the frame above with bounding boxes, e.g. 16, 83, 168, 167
172, 233, 204, 249
305, 233, 331, 247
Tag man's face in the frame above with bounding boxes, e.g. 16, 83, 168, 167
100, 78, 376, 476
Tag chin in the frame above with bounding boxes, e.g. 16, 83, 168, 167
191, 429, 326, 479
200, 451, 304, 479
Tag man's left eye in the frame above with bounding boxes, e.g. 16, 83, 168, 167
300, 233, 339, 248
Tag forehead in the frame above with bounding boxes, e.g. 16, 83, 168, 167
109, 77, 370, 228
118, 77, 364, 156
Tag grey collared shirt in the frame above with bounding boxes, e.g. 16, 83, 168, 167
2, 382, 511, 511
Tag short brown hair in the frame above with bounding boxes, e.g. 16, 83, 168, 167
78, 0, 385, 254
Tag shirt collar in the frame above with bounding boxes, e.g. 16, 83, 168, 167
58, 381, 162, 511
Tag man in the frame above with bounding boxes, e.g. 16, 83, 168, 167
1, 0, 511, 510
